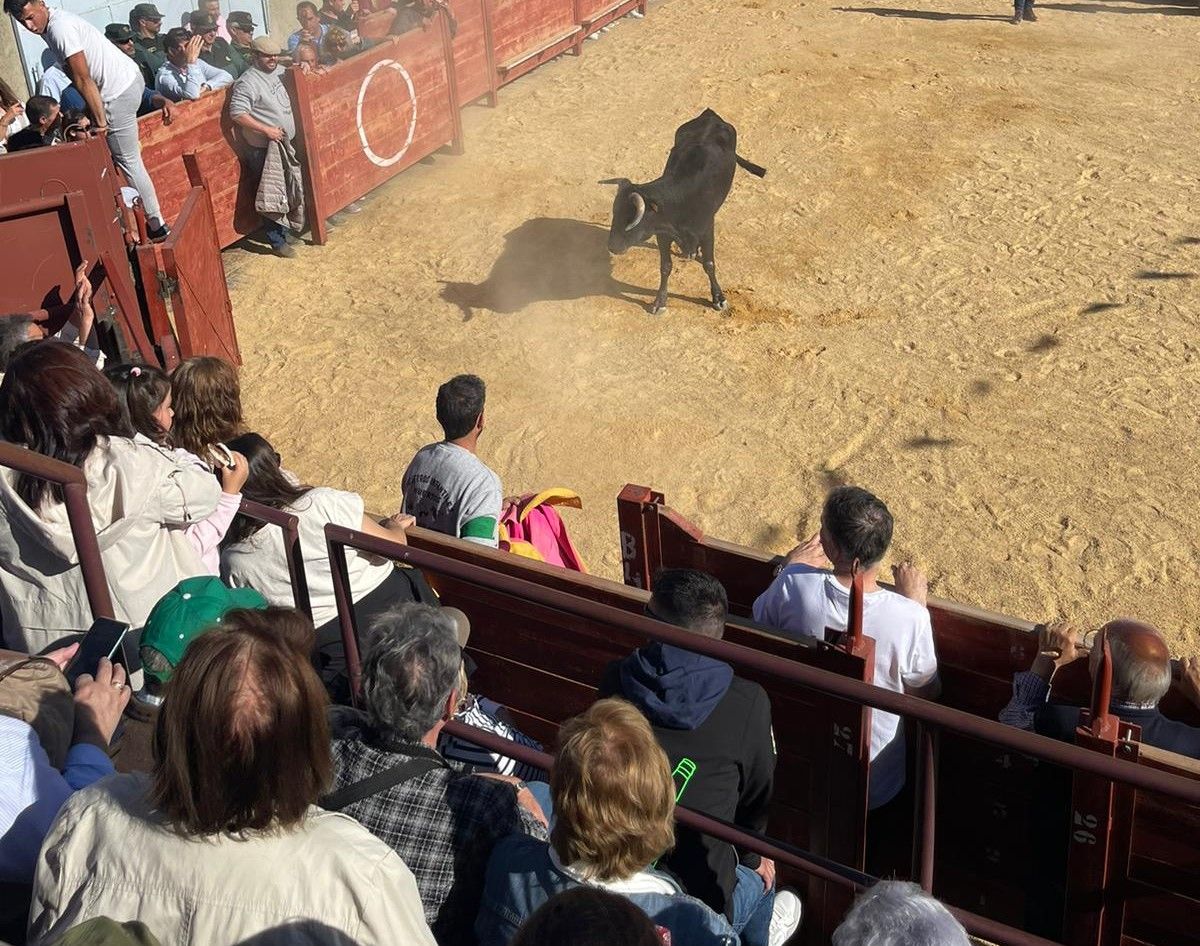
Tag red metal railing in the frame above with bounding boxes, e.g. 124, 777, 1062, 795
0, 442, 115, 622
323, 524, 1200, 945
323, 525, 1200, 801
233, 500, 313, 619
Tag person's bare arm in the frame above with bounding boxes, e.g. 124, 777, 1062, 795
62, 52, 105, 130
68, 261, 95, 347
357, 512, 414, 545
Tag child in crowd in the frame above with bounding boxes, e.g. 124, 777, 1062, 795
105, 362, 248, 574
169, 355, 246, 460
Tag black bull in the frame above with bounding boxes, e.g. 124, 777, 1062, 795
602, 108, 766, 314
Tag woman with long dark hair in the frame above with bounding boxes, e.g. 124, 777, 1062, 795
220, 432, 417, 698
0, 342, 220, 652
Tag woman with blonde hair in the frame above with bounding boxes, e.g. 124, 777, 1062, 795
169, 355, 246, 460
476, 698, 737, 946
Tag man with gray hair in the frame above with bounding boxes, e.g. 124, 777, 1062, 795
325, 603, 547, 946
832, 881, 969, 946
1000, 618, 1200, 757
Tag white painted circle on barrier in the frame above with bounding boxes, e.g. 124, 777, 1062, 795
356, 59, 418, 168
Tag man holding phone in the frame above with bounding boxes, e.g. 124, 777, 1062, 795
1, 648, 130, 886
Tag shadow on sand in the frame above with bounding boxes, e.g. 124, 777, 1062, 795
440, 217, 710, 319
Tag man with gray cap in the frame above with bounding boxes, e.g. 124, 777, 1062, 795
227, 35, 302, 257
326, 602, 547, 946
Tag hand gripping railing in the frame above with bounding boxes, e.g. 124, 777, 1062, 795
325, 524, 1200, 946
234, 500, 313, 619
0, 441, 114, 622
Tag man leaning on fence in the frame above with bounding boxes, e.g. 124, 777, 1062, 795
227, 37, 305, 258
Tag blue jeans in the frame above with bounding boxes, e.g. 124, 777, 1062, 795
526, 780, 554, 825
263, 218, 289, 249
731, 864, 774, 946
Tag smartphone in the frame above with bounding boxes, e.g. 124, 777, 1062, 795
64, 617, 130, 688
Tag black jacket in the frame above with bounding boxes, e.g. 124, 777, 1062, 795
599, 642, 775, 919
1037, 702, 1200, 757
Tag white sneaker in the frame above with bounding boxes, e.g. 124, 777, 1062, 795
768, 889, 803, 946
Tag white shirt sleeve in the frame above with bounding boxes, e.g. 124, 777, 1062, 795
900, 608, 939, 690
45, 13, 85, 61
202, 60, 234, 91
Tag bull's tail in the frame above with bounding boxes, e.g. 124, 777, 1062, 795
736, 154, 767, 178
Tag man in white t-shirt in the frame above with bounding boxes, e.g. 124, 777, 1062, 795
753, 486, 939, 828
402, 374, 503, 548
6, 0, 169, 240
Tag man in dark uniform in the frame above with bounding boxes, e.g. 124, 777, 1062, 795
190, 11, 247, 77
226, 11, 257, 61
129, 2, 167, 76
104, 22, 156, 88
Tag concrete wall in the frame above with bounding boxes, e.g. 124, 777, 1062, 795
1, 19, 29, 98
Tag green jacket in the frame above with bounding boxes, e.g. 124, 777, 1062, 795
200, 37, 248, 79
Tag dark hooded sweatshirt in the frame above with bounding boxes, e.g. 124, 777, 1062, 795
599, 642, 776, 920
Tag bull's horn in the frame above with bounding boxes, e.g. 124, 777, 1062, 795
598, 177, 630, 186
626, 192, 646, 231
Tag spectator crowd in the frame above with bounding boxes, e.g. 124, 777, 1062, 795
0, 0, 407, 253
0, 333, 1196, 946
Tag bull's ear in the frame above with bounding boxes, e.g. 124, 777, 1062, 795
598, 177, 631, 186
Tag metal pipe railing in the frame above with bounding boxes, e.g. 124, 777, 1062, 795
440, 719, 1062, 946
325, 523, 1200, 805
0, 441, 115, 622
236, 500, 313, 619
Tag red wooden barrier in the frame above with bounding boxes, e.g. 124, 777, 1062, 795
294, 15, 462, 245
490, 0, 581, 85
446, 0, 498, 105
139, 91, 261, 250
574, 0, 645, 38
0, 137, 155, 363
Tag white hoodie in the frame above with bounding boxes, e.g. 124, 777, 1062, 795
0, 436, 221, 652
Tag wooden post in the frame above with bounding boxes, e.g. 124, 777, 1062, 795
616, 484, 662, 590
287, 66, 329, 247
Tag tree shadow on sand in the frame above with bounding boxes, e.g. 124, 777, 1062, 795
440, 217, 710, 320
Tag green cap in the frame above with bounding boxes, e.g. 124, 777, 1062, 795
140, 577, 267, 684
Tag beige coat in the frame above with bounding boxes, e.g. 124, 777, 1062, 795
0, 437, 220, 652
29, 773, 437, 946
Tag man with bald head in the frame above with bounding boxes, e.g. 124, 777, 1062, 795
1000, 618, 1200, 757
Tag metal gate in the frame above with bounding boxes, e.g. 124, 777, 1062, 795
136, 185, 240, 368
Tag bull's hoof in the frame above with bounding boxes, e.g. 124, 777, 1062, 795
713, 297, 728, 311
649, 302, 667, 315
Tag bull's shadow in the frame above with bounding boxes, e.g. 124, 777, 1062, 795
440, 217, 709, 320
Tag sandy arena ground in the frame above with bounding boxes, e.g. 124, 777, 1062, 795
224, 0, 1200, 654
